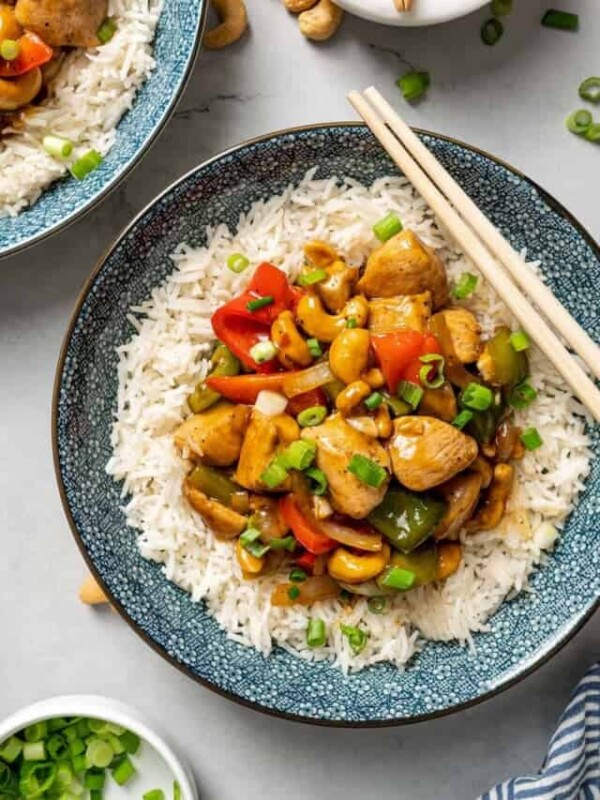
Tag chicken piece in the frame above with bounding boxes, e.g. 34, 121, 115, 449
302, 415, 390, 519
174, 403, 249, 467
235, 410, 299, 492
419, 382, 458, 422
434, 472, 482, 540
317, 260, 358, 314
183, 481, 246, 539
358, 230, 449, 309
15, 0, 108, 47
388, 416, 478, 491
368, 292, 432, 334
431, 308, 481, 364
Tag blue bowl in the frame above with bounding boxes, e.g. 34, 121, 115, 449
0, 0, 207, 259
53, 124, 600, 726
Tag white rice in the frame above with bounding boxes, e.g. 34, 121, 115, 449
106, 173, 593, 672
0, 0, 162, 217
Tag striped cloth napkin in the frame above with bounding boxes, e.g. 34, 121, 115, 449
481, 662, 600, 799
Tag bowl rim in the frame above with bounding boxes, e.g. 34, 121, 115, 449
52, 121, 600, 728
0, 1, 209, 261
0, 694, 198, 798
334, 0, 488, 28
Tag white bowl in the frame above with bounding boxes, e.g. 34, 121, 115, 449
335, 0, 488, 27
0, 695, 198, 800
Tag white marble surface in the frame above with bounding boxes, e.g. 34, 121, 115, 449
1, 1, 598, 798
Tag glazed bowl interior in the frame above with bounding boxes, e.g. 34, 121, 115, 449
54, 124, 600, 726
0, 695, 198, 798
0, 0, 207, 259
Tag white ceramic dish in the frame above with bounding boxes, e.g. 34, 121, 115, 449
0, 695, 198, 800
335, 0, 487, 27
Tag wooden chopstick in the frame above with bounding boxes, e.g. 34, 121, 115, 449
364, 86, 600, 383
394, 0, 414, 10
347, 88, 600, 423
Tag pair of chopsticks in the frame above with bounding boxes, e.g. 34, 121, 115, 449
394, 0, 414, 10
348, 87, 600, 423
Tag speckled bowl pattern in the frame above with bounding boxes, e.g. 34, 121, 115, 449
0, 0, 207, 259
53, 124, 600, 726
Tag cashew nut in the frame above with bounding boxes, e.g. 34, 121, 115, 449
79, 574, 109, 605
0, 4, 23, 39
328, 543, 390, 584
271, 310, 313, 369
435, 542, 462, 581
375, 404, 392, 438
273, 413, 300, 444
363, 367, 385, 389
298, 0, 343, 41
296, 292, 369, 342
328, 328, 370, 385
466, 463, 514, 533
304, 239, 337, 267
204, 0, 248, 50
335, 380, 371, 415
236, 538, 265, 578
284, 0, 318, 10
0, 68, 42, 112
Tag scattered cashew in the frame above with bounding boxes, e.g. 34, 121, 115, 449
375, 404, 392, 438
236, 538, 265, 578
335, 380, 371, 415
0, 68, 42, 112
328, 328, 370, 385
296, 292, 369, 342
204, 0, 248, 50
363, 368, 385, 389
79, 574, 109, 606
298, 0, 343, 41
271, 310, 313, 369
328, 543, 390, 584
304, 239, 337, 268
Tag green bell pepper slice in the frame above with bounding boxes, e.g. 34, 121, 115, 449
188, 344, 241, 413
368, 488, 447, 553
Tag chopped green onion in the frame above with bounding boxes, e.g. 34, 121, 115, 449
306, 618, 326, 648
268, 535, 296, 552
0, 737, 23, 764
346, 317, 358, 328
144, 791, 165, 800
307, 338, 322, 358
47, 718, 68, 732
72, 752, 87, 773
490, 0, 512, 15
97, 17, 117, 43
70, 150, 103, 181
452, 409, 474, 430
305, 466, 328, 495
340, 624, 368, 654
174, 781, 182, 800
226, 253, 250, 273
396, 71, 430, 102
85, 739, 113, 770
287, 585, 301, 601
584, 123, 600, 142
47, 735, 69, 760
380, 566, 416, 590
24, 722, 48, 742
541, 9, 578, 30
84, 771, 106, 790
289, 568, 307, 583
90, 790, 103, 800
398, 380, 423, 410
364, 391, 384, 410
279, 439, 317, 470
249, 340, 277, 364
245, 540, 270, 558
239, 527, 262, 548
347, 454, 388, 488
23, 742, 45, 761
69, 737, 85, 757
510, 330, 530, 352
119, 730, 140, 755
461, 382, 493, 411
566, 109, 593, 135
452, 272, 478, 299
111, 756, 136, 786
87, 720, 108, 735
0, 39, 20, 60
520, 426, 543, 450
246, 295, 274, 312
62, 726, 79, 743
481, 17, 503, 45
373, 211, 403, 242
298, 269, 328, 286
260, 459, 288, 488
297, 405, 327, 427
419, 353, 445, 389
367, 596, 388, 614
19, 762, 56, 798
384, 394, 412, 417
579, 77, 600, 104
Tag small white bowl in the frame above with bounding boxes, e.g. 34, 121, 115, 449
334, 0, 488, 27
0, 695, 198, 800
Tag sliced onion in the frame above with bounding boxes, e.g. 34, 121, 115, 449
319, 519, 383, 552
313, 494, 334, 520
282, 361, 334, 398
255, 390, 288, 417
337, 580, 394, 597
346, 416, 379, 437
271, 575, 340, 606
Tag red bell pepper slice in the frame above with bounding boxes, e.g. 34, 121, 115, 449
295, 551, 318, 573
279, 495, 336, 555
371, 330, 442, 393
205, 373, 286, 405
285, 387, 328, 417
211, 263, 302, 373
0, 33, 53, 78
